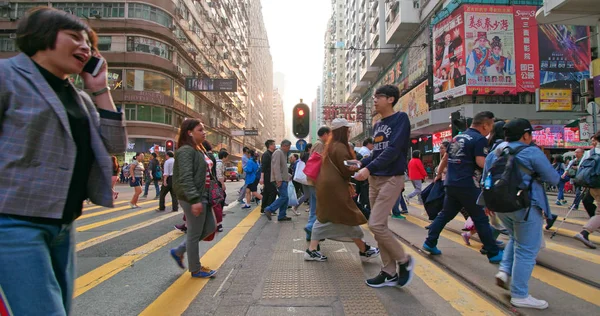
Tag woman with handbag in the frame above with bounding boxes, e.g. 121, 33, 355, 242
169, 119, 217, 278
304, 118, 380, 262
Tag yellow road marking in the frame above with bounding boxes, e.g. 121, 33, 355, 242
76, 211, 181, 251
139, 206, 262, 316
404, 215, 600, 307
79, 200, 159, 220
74, 230, 184, 298
76, 203, 171, 232
83, 200, 129, 211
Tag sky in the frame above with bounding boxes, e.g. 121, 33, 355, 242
261, 0, 332, 141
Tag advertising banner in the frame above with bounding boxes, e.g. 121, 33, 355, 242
464, 5, 516, 95
513, 6, 540, 92
433, 6, 466, 101
432, 129, 453, 153
185, 78, 238, 92
538, 88, 572, 111
395, 80, 429, 119
539, 24, 590, 93
531, 125, 591, 148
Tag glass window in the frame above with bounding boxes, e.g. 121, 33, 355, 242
186, 92, 196, 110
175, 114, 184, 128
126, 70, 172, 96
107, 69, 123, 90
0, 37, 15, 52
165, 109, 173, 126
16, 3, 46, 18
128, 3, 172, 28
53, 3, 125, 18
126, 36, 172, 60
151, 107, 165, 124
137, 105, 152, 122
124, 104, 137, 120
97, 36, 112, 51
174, 83, 186, 104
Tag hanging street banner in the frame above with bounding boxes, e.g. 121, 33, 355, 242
513, 6, 540, 92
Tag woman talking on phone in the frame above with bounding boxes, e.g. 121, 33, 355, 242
0, 7, 126, 315
169, 119, 218, 278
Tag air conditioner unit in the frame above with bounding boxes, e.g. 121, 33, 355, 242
9, 33, 16, 39
413, 1, 420, 9
88, 9, 101, 18
178, 37, 188, 43
177, 66, 184, 74
580, 78, 591, 96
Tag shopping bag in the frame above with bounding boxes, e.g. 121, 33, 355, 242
303, 152, 322, 180
288, 182, 299, 206
294, 160, 309, 185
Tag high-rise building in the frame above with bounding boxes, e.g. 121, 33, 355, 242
273, 71, 285, 96
0, 0, 272, 160
272, 89, 286, 143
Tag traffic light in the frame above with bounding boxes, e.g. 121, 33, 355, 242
293, 101, 310, 139
450, 111, 462, 137
165, 139, 174, 152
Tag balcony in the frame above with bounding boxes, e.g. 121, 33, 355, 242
369, 34, 394, 67
352, 79, 369, 95
385, 0, 420, 45
536, 0, 600, 26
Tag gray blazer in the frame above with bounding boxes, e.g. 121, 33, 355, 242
0, 53, 127, 219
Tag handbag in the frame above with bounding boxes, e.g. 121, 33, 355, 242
293, 160, 309, 185
303, 151, 323, 180
202, 150, 225, 207
328, 156, 357, 198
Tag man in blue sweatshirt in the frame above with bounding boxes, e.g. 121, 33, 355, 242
354, 85, 414, 288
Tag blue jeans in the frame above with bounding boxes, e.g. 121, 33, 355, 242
392, 193, 408, 216
0, 215, 75, 315
573, 185, 582, 208
144, 178, 159, 196
266, 181, 289, 219
497, 207, 543, 299
557, 182, 565, 201
425, 186, 500, 257
304, 185, 317, 237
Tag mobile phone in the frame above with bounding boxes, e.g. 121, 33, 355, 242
83, 56, 104, 77
344, 160, 360, 167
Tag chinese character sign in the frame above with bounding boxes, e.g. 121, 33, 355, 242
464, 5, 516, 95
432, 129, 453, 153
513, 6, 540, 92
539, 88, 572, 111
395, 80, 429, 119
539, 24, 590, 92
432, 6, 466, 101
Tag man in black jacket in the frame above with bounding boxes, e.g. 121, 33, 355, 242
143, 152, 161, 199
260, 140, 277, 213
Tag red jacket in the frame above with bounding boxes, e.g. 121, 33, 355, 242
408, 158, 427, 181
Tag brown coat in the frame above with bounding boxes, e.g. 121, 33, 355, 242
315, 142, 367, 226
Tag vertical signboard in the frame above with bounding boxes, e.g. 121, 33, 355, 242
396, 80, 429, 119
432, 6, 466, 101
513, 6, 540, 92
464, 5, 516, 95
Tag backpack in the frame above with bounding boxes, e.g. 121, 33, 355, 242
573, 151, 600, 188
153, 160, 162, 179
567, 159, 579, 177
482, 146, 534, 214
123, 164, 131, 179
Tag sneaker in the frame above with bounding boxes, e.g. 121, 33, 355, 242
365, 271, 399, 288
264, 210, 272, 221
510, 295, 549, 310
488, 250, 504, 264
291, 207, 301, 216
574, 233, 597, 249
217, 224, 223, 232
461, 232, 471, 246
304, 249, 327, 261
397, 255, 415, 288
241, 204, 251, 209
191, 266, 217, 278
399, 209, 409, 214
495, 271, 510, 290
392, 214, 406, 220
359, 245, 380, 262
545, 214, 558, 230
129, 203, 138, 209
278, 217, 292, 221
170, 249, 185, 269
555, 201, 562, 206
423, 243, 442, 255
142, 195, 148, 199
174, 224, 187, 233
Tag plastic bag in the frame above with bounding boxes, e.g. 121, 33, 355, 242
294, 160, 309, 185
287, 182, 299, 206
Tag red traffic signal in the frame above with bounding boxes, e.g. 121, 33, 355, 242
298, 109, 305, 116
292, 102, 310, 139
165, 140, 174, 151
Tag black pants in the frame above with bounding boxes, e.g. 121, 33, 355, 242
582, 190, 597, 218
355, 180, 370, 210
159, 176, 178, 211
261, 181, 278, 212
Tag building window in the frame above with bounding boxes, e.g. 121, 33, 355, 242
128, 3, 172, 28
126, 36, 172, 60
126, 70, 172, 96
174, 83, 186, 104
124, 104, 137, 120
0, 37, 16, 52
97, 36, 112, 51
186, 92, 196, 110
137, 105, 152, 122
53, 3, 125, 18
165, 109, 173, 126
14, 3, 46, 19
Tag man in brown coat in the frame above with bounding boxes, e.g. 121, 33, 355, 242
265, 140, 292, 221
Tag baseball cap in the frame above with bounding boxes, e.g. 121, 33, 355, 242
503, 118, 533, 139
331, 118, 354, 131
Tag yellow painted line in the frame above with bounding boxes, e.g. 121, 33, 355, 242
79, 200, 158, 220
404, 214, 600, 307
139, 206, 262, 316
83, 200, 129, 211
363, 228, 506, 315
76, 203, 171, 232
543, 241, 600, 265
76, 210, 181, 251
74, 230, 184, 298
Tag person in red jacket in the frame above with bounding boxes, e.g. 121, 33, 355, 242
406, 150, 428, 204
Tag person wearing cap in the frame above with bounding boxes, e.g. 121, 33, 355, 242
304, 118, 380, 263
483, 118, 559, 310
354, 85, 414, 288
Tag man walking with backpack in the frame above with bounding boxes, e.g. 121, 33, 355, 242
574, 132, 600, 249
424, 111, 503, 263
144, 152, 161, 199
483, 118, 559, 309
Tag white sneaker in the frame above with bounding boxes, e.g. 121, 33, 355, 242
510, 295, 548, 310
495, 271, 510, 290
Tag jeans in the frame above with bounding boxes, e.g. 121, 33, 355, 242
144, 178, 160, 197
556, 181, 565, 201
573, 185, 582, 208
304, 185, 317, 238
158, 176, 178, 211
297, 184, 311, 205
407, 179, 423, 203
497, 207, 543, 299
266, 181, 289, 219
173, 201, 215, 273
0, 215, 75, 316
426, 186, 500, 258
391, 193, 408, 216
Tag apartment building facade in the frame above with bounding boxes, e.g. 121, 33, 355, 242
272, 88, 286, 143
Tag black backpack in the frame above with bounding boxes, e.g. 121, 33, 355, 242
482, 146, 534, 214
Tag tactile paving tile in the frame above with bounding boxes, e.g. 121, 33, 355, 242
261, 223, 389, 315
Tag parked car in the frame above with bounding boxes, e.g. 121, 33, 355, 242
225, 167, 240, 181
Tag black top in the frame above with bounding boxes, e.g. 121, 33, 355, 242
261, 150, 273, 183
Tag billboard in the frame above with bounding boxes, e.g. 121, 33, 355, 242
464, 5, 516, 95
513, 6, 540, 92
532, 125, 591, 148
432, 6, 466, 101
539, 24, 590, 93
538, 88, 572, 111
395, 80, 429, 119
185, 78, 238, 92
432, 129, 453, 153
